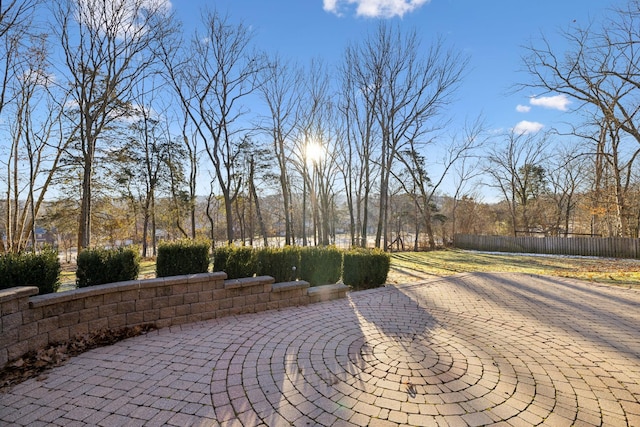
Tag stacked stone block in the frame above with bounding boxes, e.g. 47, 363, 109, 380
0, 272, 349, 368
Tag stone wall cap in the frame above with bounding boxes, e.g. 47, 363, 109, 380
271, 280, 310, 292
224, 276, 275, 289
30, 281, 139, 307
0, 286, 39, 302
307, 283, 349, 295
187, 272, 227, 283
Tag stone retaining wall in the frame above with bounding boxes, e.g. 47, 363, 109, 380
0, 273, 349, 368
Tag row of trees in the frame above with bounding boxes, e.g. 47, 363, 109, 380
2, 0, 640, 256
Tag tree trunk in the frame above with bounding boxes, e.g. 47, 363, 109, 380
78, 151, 93, 249
375, 171, 388, 249
206, 193, 216, 245
360, 171, 370, 248
142, 210, 149, 257
249, 158, 269, 247
224, 192, 234, 244
278, 154, 292, 246
151, 192, 157, 256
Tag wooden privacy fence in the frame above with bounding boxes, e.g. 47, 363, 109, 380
453, 234, 640, 259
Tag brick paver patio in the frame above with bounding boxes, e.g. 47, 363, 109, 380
1, 272, 639, 426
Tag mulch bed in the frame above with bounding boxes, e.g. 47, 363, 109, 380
0, 324, 157, 391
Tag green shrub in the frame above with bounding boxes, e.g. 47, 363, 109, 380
156, 239, 210, 277
0, 249, 61, 294
76, 247, 140, 288
342, 248, 390, 290
255, 246, 301, 282
299, 246, 342, 286
212, 245, 232, 273
213, 245, 256, 279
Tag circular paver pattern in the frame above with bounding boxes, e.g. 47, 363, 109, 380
1, 272, 640, 426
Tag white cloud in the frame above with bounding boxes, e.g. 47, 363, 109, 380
530, 94, 571, 111
513, 120, 544, 135
324, 0, 430, 18
21, 69, 56, 88
516, 104, 531, 113
76, 0, 172, 38
323, 0, 339, 13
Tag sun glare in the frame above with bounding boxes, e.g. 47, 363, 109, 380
305, 141, 324, 164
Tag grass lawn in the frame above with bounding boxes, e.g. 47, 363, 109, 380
388, 249, 640, 288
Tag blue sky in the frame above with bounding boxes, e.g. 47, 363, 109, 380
173, 0, 623, 136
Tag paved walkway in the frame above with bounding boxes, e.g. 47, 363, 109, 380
1, 272, 640, 426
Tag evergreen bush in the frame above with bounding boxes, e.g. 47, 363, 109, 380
255, 246, 301, 282
76, 247, 140, 288
213, 245, 256, 279
0, 249, 61, 294
212, 245, 232, 274
342, 248, 390, 290
299, 246, 342, 286
156, 239, 210, 277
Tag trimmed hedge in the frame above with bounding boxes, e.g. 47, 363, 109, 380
76, 247, 140, 288
254, 246, 301, 282
156, 239, 210, 277
213, 245, 255, 279
299, 246, 342, 286
211, 245, 390, 289
0, 249, 61, 294
342, 248, 390, 290
212, 245, 232, 275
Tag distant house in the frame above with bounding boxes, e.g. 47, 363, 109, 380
34, 227, 57, 248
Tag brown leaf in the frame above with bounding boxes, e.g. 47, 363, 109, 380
1, 323, 157, 391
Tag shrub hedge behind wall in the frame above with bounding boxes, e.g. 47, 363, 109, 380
213, 245, 390, 289
342, 248, 390, 290
156, 239, 211, 277
76, 247, 140, 288
0, 249, 61, 294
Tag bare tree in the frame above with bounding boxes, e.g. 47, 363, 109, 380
225, 135, 270, 246
520, 0, 640, 236
292, 59, 338, 246
340, 23, 468, 249
449, 122, 486, 238
545, 143, 590, 236
174, 109, 200, 239
338, 41, 382, 248
332, 116, 359, 247
165, 134, 190, 239
0, 0, 41, 117
1, 31, 74, 252
0, 0, 48, 252
587, 117, 640, 236
53, 0, 175, 249
247, 152, 269, 246
396, 117, 484, 248
485, 131, 550, 236
116, 76, 176, 256
257, 55, 301, 245
162, 9, 266, 244
309, 118, 340, 247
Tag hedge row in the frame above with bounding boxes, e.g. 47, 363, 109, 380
76, 247, 140, 288
156, 239, 210, 277
0, 243, 390, 294
213, 245, 390, 289
343, 248, 391, 290
0, 249, 61, 295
